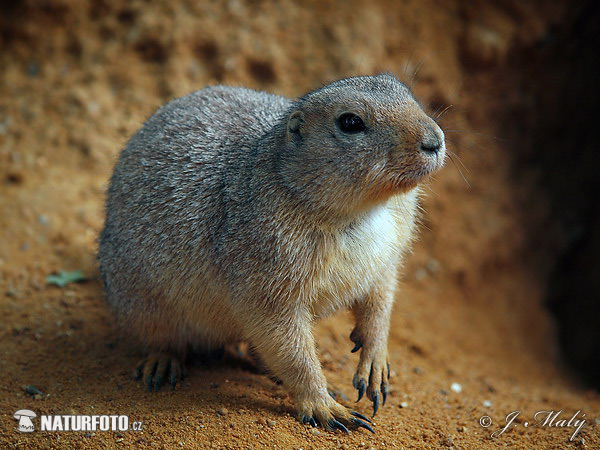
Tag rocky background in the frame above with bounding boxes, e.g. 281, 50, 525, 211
1, 0, 598, 448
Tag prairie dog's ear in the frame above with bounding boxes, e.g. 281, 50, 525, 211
287, 110, 305, 135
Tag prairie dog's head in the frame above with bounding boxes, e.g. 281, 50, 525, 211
279, 74, 445, 216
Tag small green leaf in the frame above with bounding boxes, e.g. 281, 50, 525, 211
47, 270, 85, 288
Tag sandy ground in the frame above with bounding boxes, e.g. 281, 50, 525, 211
1, 1, 598, 448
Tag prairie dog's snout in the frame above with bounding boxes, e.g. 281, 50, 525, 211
396, 102, 446, 159
366, 105, 446, 195
414, 117, 446, 179
420, 120, 445, 155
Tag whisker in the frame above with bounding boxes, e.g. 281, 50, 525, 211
446, 148, 471, 175
410, 61, 425, 87
423, 174, 441, 198
434, 104, 454, 120
443, 129, 506, 142
446, 152, 471, 188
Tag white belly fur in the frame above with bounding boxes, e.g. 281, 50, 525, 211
309, 190, 418, 318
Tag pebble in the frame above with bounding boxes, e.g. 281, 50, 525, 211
5, 286, 18, 297
441, 436, 454, 447
483, 400, 492, 407
0, 116, 11, 134
87, 101, 100, 114
310, 429, 321, 436
26, 62, 39, 77
217, 407, 228, 416
450, 382, 462, 393
426, 259, 441, 273
414, 268, 427, 281
267, 419, 276, 427
399, 401, 409, 408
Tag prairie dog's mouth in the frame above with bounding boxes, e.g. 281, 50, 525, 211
365, 142, 446, 201
385, 148, 446, 193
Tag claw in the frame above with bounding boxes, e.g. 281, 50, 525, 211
382, 384, 388, 406
372, 392, 380, 417
352, 417, 375, 433
146, 374, 154, 392
387, 363, 391, 379
301, 416, 318, 428
134, 359, 145, 380
170, 357, 181, 388
154, 375, 163, 392
356, 379, 366, 402
138, 355, 185, 392
154, 357, 170, 391
328, 419, 350, 434
142, 357, 159, 392
349, 330, 363, 353
350, 410, 372, 423
301, 411, 374, 434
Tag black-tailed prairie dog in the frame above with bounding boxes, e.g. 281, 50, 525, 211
99, 74, 445, 432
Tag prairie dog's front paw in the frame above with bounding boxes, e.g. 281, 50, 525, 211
297, 395, 374, 433
352, 346, 390, 417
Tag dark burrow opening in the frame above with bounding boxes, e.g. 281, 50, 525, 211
503, 1, 600, 389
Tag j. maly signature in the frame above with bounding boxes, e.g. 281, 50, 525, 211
491, 410, 586, 441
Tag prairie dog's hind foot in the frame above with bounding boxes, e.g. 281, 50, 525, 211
134, 353, 186, 392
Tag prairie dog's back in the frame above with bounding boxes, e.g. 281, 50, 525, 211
99, 86, 291, 315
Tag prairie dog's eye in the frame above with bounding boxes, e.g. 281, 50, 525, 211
337, 113, 366, 134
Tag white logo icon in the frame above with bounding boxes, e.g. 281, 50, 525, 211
14, 410, 36, 433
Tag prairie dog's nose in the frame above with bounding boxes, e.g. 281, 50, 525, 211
420, 125, 444, 154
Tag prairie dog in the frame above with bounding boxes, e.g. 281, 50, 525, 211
98, 74, 445, 432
